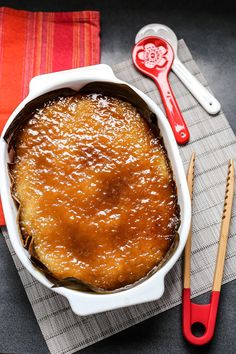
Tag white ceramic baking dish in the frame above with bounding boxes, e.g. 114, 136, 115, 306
0, 64, 191, 316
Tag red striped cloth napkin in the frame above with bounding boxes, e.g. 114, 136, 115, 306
0, 7, 100, 226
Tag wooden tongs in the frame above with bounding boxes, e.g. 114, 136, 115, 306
182, 153, 235, 345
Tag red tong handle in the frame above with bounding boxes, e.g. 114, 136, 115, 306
182, 288, 220, 345
154, 73, 190, 145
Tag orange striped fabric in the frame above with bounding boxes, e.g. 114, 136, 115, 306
0, 7, 100, 226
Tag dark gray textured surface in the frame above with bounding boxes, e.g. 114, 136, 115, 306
0, 1, 236, 353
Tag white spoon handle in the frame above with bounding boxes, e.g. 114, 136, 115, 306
172, 57, 221, 115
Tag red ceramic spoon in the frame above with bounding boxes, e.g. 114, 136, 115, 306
132, 36, 190, 145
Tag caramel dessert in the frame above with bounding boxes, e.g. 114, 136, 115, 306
9, 89, 180, 291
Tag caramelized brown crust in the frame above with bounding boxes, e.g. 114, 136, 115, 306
10, 93, 180, 291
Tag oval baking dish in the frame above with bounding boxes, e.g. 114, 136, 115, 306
0, 64, 191, 315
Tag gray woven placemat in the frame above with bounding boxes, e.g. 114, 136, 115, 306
1, 39, 236, 354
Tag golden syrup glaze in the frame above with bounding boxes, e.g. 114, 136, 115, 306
11, 93, 180, 291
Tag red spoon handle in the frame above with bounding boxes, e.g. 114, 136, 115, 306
155, 74, 190, 145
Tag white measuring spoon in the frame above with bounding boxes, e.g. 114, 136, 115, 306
135, 24, 221, 115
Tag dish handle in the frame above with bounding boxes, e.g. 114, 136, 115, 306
62, 275, 166, 316
29, 64, 119, 95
